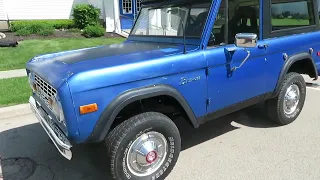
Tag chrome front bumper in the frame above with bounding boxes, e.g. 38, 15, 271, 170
29, 96, 72, 160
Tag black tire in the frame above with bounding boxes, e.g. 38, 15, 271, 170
266, 72, 306, 125
105, 112, 181, 180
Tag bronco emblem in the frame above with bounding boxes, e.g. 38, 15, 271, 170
180, 76, 201, 85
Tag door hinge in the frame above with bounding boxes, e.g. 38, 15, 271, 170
205, 68, 210, 75
206, 98, 211, 106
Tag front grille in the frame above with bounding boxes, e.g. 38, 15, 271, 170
34, 74, 57, 110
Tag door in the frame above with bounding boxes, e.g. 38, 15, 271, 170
205, 0, 267, 114
120, 0, 134, 31
119, 0, 142, 32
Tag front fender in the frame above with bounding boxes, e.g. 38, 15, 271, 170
85, 84, 198, 143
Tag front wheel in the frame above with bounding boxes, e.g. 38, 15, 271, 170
105, 112, 181, 180
266, 72, 306, 125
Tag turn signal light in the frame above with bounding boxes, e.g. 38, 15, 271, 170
80, 103, 98, 114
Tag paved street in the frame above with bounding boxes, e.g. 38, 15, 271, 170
1, 77, 320, 180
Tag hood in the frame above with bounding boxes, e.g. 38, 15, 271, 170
26, 41, 201, 90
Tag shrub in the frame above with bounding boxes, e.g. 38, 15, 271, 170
28, 24, 46, 34
72, 4, 101, 29
51, 20, 74, 29
10, 20, 74, 32
16, 28, 32, 36
68, 28, 82, 33
37, 25, 55, 36
14, 23, 55, 36
83, 25, 105, 37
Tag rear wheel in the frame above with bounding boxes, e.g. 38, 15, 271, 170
105, 112, 181, 180
266, 72, 306, 125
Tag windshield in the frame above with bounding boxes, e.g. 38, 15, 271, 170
130, 3, 211, 38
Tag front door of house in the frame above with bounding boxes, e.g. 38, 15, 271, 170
119, 0, 142, 32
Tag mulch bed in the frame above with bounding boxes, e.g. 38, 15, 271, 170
0, 30, 121, 42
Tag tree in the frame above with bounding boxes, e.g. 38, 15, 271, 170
282, 11, 291, 18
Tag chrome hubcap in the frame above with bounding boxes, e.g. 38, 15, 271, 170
283, 84, 300, 115
126, 131, 168, 177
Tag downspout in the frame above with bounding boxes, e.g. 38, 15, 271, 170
113, 0, 129, 37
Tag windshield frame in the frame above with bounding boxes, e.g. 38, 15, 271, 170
128, 1, 213, 41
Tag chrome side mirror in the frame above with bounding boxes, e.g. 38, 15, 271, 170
235, 33, 258, 48
231, 33, 257, 71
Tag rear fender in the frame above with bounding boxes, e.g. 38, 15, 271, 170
272, 52, 318, 97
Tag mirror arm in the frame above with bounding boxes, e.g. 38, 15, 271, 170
231, 49, 251, 71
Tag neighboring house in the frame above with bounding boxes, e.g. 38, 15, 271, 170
0, 0, 8, 30
0, 0, 141, 36
0, 0, 6, 20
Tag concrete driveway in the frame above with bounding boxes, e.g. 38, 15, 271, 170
1, 77, 320, 180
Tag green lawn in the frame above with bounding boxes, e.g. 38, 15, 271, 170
272, 18, 309, 26
0, 77, 30, 107
0, 37, 125, 71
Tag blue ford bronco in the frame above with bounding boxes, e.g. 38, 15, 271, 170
27, 0, 320, 179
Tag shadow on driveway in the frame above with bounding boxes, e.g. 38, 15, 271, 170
0, 106, 277, 180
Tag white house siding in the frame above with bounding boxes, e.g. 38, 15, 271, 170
3, 0, 104, 20
0, 0, 7, 20
104, 0, 121, 33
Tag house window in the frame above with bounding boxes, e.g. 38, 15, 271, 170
122, 0, 132, 14
271, 0, 315, 31
136, 0, 142, 13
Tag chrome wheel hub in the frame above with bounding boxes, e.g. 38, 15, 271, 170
283, 84, 300, 115
126, 131, 168, 177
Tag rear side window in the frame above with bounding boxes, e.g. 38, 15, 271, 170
271, 0, 315, 31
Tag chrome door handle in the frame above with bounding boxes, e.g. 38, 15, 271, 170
226, 47, 237, 52
231, 50, 251, 71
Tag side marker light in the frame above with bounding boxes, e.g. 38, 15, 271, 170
80, 103, 98, 114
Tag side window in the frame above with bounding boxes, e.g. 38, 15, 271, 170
208, 0, 260, 47
271, 0, 315, 31
185, 6, 210, 36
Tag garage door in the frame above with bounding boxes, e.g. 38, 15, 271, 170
0, 0, 7, 20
